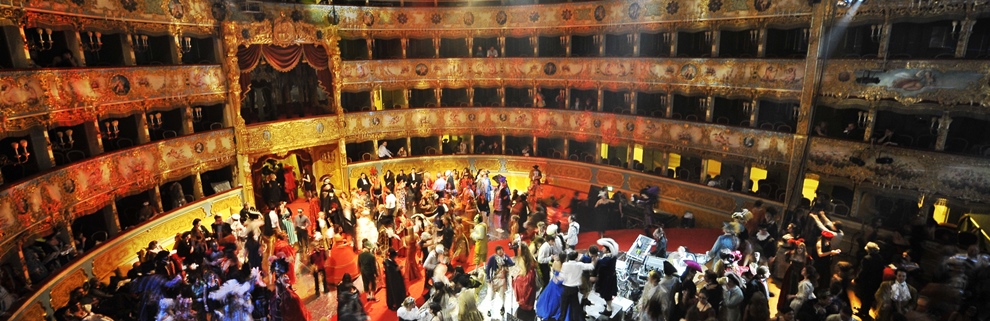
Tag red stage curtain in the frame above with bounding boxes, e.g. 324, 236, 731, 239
236, 44, 333, 99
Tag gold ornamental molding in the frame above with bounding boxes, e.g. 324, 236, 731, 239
839, 0, 989, 24
0, 65, 225, 135
232, 0, 814, 39
3, 0, 218, 30
806, 137, 990, 203
0, 130, 236, 255
241, 108, 795, 164
819, 59, 990, 108
338, 58, 806, 95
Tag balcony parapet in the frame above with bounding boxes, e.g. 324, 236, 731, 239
340, 58, 806, 96
0, 129, 236, 257
2, 0, 217, 33
806, 137, 990, 203
344, 155, 781, 228
231, 0, 813, 38
4, 188, 244, 321
819, 59, 990, 107
838, 0, 988, 24
241, 108, 795, 164
0, 65, 226, 134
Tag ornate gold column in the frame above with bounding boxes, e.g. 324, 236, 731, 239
699, 159, 709, 184
668, 32, 678, 57
756, 28, 767, 58
89, 119, 104, 155
366, 37, 374, 59
438, 137, 443, 154
934, 113, 952, 151
849, 187, 863, 218
748, 98, 760, 128
467, 87, 475, 107
406, 137, 413, 156
69, 31, 87, 66
182, 105, 195, 135
562, 34, 572, 57
532, 137, 538, 155
498, 86, 506, 107
498, 36, 506, 57
152, 185, 164, 213
626, 144, 634, 169
741, 165, 752, 192
530, 35, 538, 57
596, 88, 603, 111
564, 88, 571, 109
596, 33, 605, 57
594, 143, 602, 164
372, 139, 380, 159
501, 135, 506, 154
192, 172, 204, 200
432, 35, 440, 58
703, 96, 714, 122
665, 93, 674, 118
862, 104, 878, 142
709, 29, 720, 57
42, 131, 56, 167
466, 36, 474, 57
876, 20, 891, 59
631, 33, 640, 56
15, 237, 32, 289
469, 135, 475, 154
434, 88, 442, 107
401, 37, 408, 59
955, 18, 976, 58
562, 139, 569, 159
782, 0, 830, 210
628, 92, 637, 114
659, 152, 669, 176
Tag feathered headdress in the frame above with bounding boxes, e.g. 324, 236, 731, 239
787, 238, 805, 246
597, 238, 620, 255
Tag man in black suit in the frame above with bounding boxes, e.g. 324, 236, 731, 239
211, 215, 232, 241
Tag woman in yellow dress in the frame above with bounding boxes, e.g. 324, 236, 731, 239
471, 214, 488, 266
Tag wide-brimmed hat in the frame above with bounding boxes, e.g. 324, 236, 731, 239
663, 260, 678, 276
597, 238, 619, 254
725, 272, 746, 288
864, 242, 880, 253
546, 224, 558, 236
684, 260, 703, 272
821, 230, 835, 238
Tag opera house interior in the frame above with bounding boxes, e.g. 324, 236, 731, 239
0, 0, 988, 320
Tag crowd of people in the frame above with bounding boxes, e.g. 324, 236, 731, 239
42, 158, 990, 321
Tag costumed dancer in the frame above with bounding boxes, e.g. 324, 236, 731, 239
564, 213, 580, 251
337, 273, 369, 321
709, 221, 742, 273
272, 233, 297, 285
384, 248, 408, 310
471, 214, 488, 266
595, 238, 620, 317
269, 257, 311, 321
423, 245, 447, 291
403, 223, 422, 281
309, 242, 330, 297
485, 245, 516, 317
536, 253, 567, 320
208, 267, 263, 321
357, 239, 380, 302
397, 297, 422, 321
514, 241, 540, 321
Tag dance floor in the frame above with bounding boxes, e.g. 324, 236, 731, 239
289, 223, 723, 321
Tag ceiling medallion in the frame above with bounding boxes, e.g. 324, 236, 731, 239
463, 12, 474, 26
594, 5, 606, 21
495, 11, 508, 25
628, 2, 641, 19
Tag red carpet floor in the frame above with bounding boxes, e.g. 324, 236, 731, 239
295, 225, 722, 321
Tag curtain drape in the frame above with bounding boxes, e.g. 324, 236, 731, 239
236, 44, 333, 99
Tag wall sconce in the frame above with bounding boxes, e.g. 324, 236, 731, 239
749, 30, 759, 43
870, 24, 884, 42
131, 33, 149, 53
930, 116, 938, 132
792, 104, 799, 120
662, 32, 673, 44
148, 113, 164, 130
27, 28, 54, 51
659, 95, 668, 107
81, 31, 103, 52
742, 101, 753, 114
951, 20, 960, 38
103, 121, 120, 140
11, 140, 31, 164
53, 130, 74, 151
623, 93, 632, 103
857, 111, 873, 127
193, 107, 204, 123
181, 36, 192, 53
704, 31, 715, 44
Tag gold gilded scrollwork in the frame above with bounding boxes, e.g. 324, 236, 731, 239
49, 270, 88, 310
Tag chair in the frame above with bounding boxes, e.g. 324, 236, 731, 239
459, 102, 469, 107
776, 124, 792, 132
91, 231, 108, 248
685, 114, 698, 121
671, 113, 682, 119
651, 110, 665, 118
776, 191, 787, 202
833, 204, 850, 216
505, 148, 514, 155
569, 154, 579, 160
760, 123, 775, 130
66, 150, 87, 162
584, 155, 595, 163
552, 151, 563, 159
716, 117, 730, 125
425, 147, 437, 155
739, 121, 750, 127
491, 102, 501, 107
210, 122, 224, 130
361, 106, 371, 111
426, 103, 436, 108
362, 153, 372, 161
116, 138, 134, 149
897, 135, 915, 147
162, 130, 178, 139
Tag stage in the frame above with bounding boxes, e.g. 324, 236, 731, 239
291, 227, 723, 321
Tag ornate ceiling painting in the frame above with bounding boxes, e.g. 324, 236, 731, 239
0, 130, 235, 249
806, 137, 990, 203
